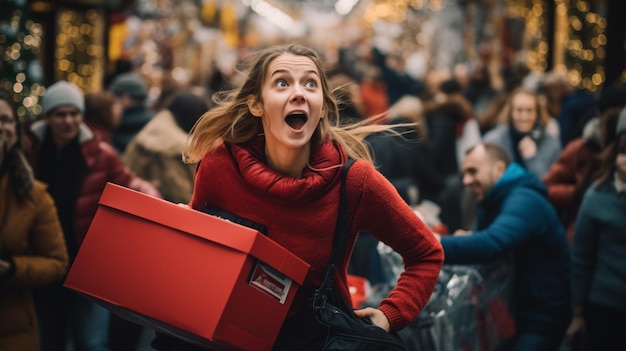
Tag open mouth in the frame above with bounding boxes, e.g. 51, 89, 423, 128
285, 112, 308, 130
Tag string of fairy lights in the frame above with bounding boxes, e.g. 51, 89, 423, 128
363, 0, 445, 24
0, 4, 105, 120
517, 0, 610, 92
508, 0, 549, 72
55, 9, 105, 97
0, 6, 46, 120
561, 0, 608, 92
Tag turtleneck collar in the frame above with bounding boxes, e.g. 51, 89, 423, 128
228, 135, 347, 202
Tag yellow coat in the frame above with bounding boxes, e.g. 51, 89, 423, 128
0, 154, 69, 351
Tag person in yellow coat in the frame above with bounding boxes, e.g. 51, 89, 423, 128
0, 89, 69, 351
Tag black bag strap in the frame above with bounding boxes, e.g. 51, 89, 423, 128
202, 203, 268, 235
316, 158, 355, 299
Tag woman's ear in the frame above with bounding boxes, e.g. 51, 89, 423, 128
247, 95, 263, 117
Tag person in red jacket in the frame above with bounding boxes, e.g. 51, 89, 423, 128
543, 86, 626, 243
23, 80, 160, 351
151, 44, 444, 351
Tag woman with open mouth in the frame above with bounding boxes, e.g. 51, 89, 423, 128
151, 44, 444, 351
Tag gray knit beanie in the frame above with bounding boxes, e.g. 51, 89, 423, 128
110, 73, 148, 99
618, 106, 626, 135
42, 80, 85, 115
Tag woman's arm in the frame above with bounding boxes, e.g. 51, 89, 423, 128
350, 162, 444, 331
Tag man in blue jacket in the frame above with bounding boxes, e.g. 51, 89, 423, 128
440, 142, 570, 351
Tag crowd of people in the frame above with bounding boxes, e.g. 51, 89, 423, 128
1, 37, 625, 351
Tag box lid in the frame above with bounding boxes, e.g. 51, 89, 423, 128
98, 183, 309, 284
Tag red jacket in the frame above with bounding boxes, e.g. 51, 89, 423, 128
190, 136, 444, 331
24, 120, 160, 245
543, 137, 600, 243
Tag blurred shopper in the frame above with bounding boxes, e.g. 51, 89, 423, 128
475, 66, 528, 136
484, 88, 561, 180
423, 79, 479, 232
567, 108, 626, 350
0, 90, 69, 351
371, 45, 425, 106
543, 86, 626, 243
328, 73, 365, 125
366, 95, 439, 205
110, 72, 153, 154
124, 91, 208, 206
358, 65, 389, 120
463, 62, 497, 121
439, 143, 570, 351
24, 80, 160, 351
84, 91, 123, 145
541, 71, 596, 148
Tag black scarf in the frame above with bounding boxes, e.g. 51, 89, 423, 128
508, 122, 543, 168
37, 129, 86, 258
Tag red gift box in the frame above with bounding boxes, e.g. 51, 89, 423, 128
64, 183, 310, 351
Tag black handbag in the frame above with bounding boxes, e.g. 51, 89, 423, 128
312, 159, 408, 351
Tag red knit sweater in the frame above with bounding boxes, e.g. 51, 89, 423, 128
190, 136, 444, 331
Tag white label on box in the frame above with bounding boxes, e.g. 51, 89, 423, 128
249, 262, 292, 304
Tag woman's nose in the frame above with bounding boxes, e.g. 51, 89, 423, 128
291, 86, 305, 102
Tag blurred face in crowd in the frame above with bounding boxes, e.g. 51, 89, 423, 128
0, 99, 17, 150
510, 92, 538, 133
112, 99, 123, 128
45, 106, 83, 147
462, 144, 506, 202
248, 53, 324, 171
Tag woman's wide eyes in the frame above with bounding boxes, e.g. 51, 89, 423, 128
274, 79, 317, 89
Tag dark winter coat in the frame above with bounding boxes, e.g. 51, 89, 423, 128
571, 180, 626, 312
440, 163, 571, 335
366, 117, 442, 203
424, 100, 470, 178
112, 105, 153, 154
24, 120, 159, 248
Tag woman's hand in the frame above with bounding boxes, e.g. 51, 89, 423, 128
0, 259, 11, 277
353, 308, 390, 331
565, 315, 585, 344
518, 136, 538, 159
454, 229, 472, 236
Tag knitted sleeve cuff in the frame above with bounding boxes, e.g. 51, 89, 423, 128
378, 304, 404, 332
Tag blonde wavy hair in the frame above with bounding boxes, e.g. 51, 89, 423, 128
183, 44, 402, 164
496, 87, 551, 127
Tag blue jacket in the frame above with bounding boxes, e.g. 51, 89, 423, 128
441, 163, 570, 334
